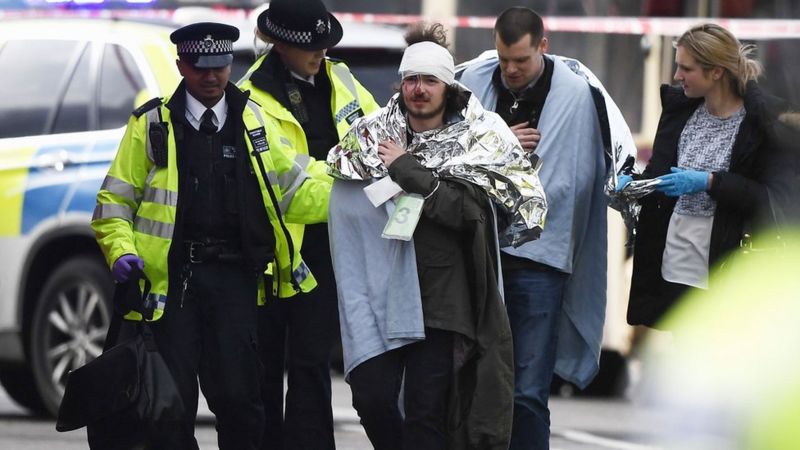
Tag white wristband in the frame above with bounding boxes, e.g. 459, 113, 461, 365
423, 180, 440, 200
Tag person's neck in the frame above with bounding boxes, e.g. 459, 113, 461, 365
407, 114, 444, 133
201, 97, 223, 109
704, 83, 744, 118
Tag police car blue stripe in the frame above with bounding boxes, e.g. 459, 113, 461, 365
22, 138, 118, 234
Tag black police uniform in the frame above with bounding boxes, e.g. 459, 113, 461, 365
249, 1, 345, 447
120, 23, 270, 450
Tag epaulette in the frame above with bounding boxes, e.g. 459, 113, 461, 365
246, 96, 263, 108
132, 97, 164, 118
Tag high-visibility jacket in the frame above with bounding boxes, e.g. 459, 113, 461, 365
91, 85, 330, 320
239, 56, 380, 259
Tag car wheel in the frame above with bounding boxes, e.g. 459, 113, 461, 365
29, 256, 114, 416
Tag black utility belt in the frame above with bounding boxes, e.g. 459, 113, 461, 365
184, 240, 243, 264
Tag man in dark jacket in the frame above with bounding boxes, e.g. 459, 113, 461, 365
329, 22, 516, 450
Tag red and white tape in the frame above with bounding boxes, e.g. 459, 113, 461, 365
3, 8, 800, 40
337, 13, 800, 39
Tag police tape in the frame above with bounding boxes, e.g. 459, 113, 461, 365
3, 8, 800, 40
336, 14, 800, 39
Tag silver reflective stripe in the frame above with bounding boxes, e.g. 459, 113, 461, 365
294, 154, 311, 170
145, 166, 158, 187
101, 175, 138, 203
331, 63, 362, 125
144, 109, 161, 163
330, 63, 359, 101
134, 216, 174, 239
92, 203, 134, 222
246, 100, 265, 127
143, 186, 178, 207
266, 170, 279, 187
280, 137, 292, 148
278, 163, 311, 212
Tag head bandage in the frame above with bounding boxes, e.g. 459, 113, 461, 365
398, 41, 455, 85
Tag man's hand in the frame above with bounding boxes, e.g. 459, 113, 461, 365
378, 140, 407, 168
112, 254, 144, 283
510, 122, 541, 152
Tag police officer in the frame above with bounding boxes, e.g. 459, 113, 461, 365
91, 22, 330, 450
238, 0, 380, 448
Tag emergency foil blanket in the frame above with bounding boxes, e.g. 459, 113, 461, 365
327, 92, 548, 248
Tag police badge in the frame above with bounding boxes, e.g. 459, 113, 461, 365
316, 19, 327, 34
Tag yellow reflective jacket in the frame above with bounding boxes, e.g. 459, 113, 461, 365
91, 83, 330, 320
239, 56, 380, 294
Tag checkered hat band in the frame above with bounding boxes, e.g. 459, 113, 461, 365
177, 39, 233, 55
263, 17, 313, 44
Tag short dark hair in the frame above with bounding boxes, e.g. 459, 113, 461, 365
405, 22, 449, 48
397, 83, 470, 119
494, 7, 544, 47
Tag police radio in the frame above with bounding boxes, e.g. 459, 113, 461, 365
149, 122, 169, 167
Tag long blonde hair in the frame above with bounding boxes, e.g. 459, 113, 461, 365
676, 23, 763, 97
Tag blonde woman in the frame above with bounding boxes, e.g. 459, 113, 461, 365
624, 23, 794, 328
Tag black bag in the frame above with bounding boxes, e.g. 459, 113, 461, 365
56, 275, 184, 440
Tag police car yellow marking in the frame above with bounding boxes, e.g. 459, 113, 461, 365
0, 145, 38, 237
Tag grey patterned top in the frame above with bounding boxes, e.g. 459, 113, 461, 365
675, 103, 745, 216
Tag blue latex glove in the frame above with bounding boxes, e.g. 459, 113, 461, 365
615, 175, 633, 192
112, 254, 144, 283
655, 167, 710, 197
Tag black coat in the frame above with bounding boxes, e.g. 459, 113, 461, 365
628, 82, 792, 327
388, 153, 514, 449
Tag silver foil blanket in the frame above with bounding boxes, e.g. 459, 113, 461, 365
327, 93, 548, 248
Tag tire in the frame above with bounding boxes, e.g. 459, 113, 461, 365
0, 366, 47, 414
29, 256, 114, 417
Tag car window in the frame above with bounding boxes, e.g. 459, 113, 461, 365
53, 46, 92, 135
0, 40, 79, 139
99, 44, 145, 130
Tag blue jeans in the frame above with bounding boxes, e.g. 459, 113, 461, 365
504, 267, 567, 450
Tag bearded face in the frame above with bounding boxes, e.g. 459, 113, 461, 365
400, 74, 448, 121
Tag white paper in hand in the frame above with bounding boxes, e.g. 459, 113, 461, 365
363, 176, 404, 207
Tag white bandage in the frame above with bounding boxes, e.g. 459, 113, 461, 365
398, 41, 455, 85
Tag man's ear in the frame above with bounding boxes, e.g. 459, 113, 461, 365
176, 59, 187, 77
539, 37, 549, 53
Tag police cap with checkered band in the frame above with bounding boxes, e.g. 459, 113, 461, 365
257, 0, 343, 51
170, 22, 240, 68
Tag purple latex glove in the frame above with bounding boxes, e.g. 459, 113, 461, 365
655, 167, 710, 197
112, 254, 144, 283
